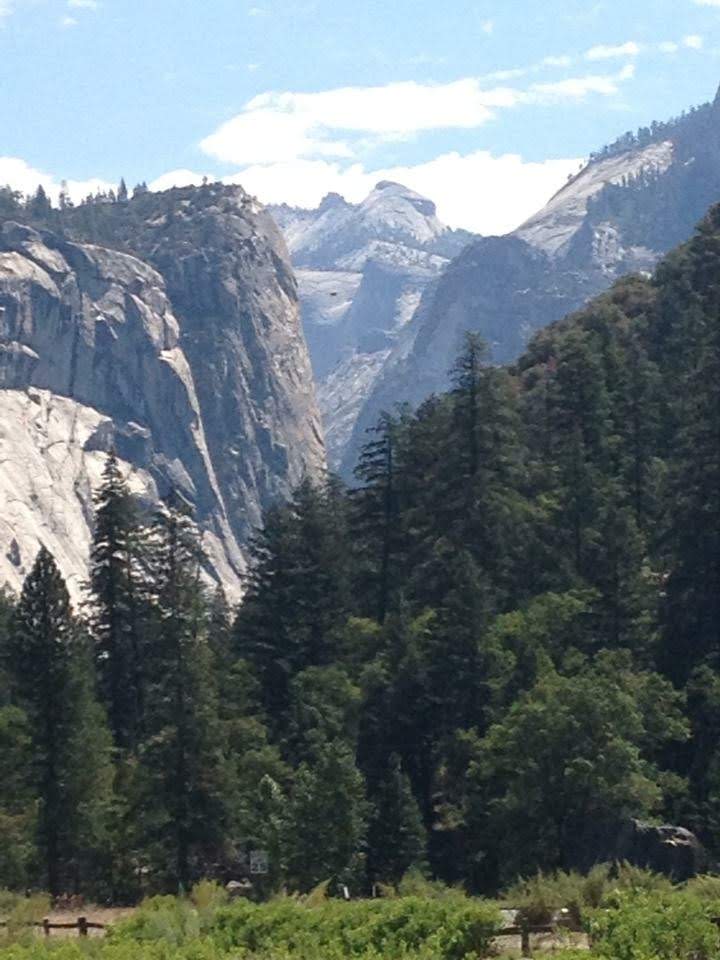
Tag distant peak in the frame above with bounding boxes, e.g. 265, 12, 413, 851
368, 181, 437, 220
318, 191, 349, 212
374, 180, 408, 192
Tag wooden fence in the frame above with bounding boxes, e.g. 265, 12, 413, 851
498, 918, 575, 957
0, 911, 719, 954
0, 917, 105, 937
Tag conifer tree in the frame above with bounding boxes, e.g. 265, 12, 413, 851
352, 410, 409, 622
236, 476, 352, 725
10, 549, 112, 895
0, 705, 35, 889
137, 499, 231, 890
286, 740, 368, 891
89, 451, 147, 751
367, 753, 426, 884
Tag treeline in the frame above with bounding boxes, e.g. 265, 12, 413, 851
585, 94, 720, 254
0, 177, 253, 262
588, 99, 714, 163
5, 206, 720, 900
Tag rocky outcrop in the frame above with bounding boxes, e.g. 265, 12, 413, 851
572, 818, 709, 881
0, 184, 325, 599
342, 85, 720, 475
270, 182, 473, 467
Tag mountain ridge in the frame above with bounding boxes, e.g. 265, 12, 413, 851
269, 181, 475, 466
340, 85, 720, 475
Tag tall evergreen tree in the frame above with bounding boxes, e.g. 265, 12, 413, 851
366, 753, 426, 885
236, 476, 352, 725
10, 549, 112, 895
137, 499, 231, 890
352, 410, 409, 622
89, 451, 147, 751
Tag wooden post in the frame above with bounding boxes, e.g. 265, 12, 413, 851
78, 917, 88, 937
520, 919, 532, 958
43, 918, 50, 938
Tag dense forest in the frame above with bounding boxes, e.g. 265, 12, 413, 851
4, 201, 720, 902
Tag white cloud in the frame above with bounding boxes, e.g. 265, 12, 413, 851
585, 41, 641, 60
201, 69, 634, 167
0, 0, 13, 19
149, 169, 209, 192
529, 64, 635, 101
480, 19, 494, 34
693, 0, 720, 6
0, 157, 114, 204
543, 55, 574, 67
658, 41, 679, 53
61, 15, 78, 26
68, 0, 98, 7
683, 34, 704, 48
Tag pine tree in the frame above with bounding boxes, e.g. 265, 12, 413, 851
28, 184, 52, 221
10, 549, 112, 896
656, 209, 720, 679
89, 451, 148, 751
286, 740, 368, 891
352, 410, 409, 622
137, 499, 231, 890
117, 178, 129, 203
367, 753, 426, 884
11, 548, 74, 895
0, 705, 35, 889
235, 476, 352, 726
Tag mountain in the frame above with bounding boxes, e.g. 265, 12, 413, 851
341, 86, 720, 475
0, 184, 325, 598
269, 181, 474, 466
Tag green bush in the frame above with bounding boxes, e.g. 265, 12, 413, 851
589, 890, 719, 960
502, 865, 614, 926
0, 894, 51, 947
684, 874, 720, 903
611, 862, 674, 897
105, 893, 503, 960
201, 896, 501, 960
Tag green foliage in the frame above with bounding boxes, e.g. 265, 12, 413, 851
588, 890, 720, 960
684, 874, 720, 902
285, 740, 369, 891
208, 896, 502, 960
467, 655, 687, 881
12, 204, 720, 897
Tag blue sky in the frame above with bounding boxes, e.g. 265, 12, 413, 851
1, 0, 719, 232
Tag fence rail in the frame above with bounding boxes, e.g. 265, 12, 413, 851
0, 917, 105, 937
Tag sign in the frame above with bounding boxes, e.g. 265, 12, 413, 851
249, 850, 269, 875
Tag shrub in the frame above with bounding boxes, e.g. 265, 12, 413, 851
209, 896, 502, 960
589, 890, 719, 960
0, 894, 51, 946
611, 862, 674, 897
684, 874, 720, 903
502, 869, 588, 925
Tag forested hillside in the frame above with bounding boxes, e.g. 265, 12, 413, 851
4, 202, 720, 900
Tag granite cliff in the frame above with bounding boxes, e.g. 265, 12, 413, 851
0, 184, 325, 598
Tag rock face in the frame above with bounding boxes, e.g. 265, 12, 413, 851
0, 184, 325, 598
342, 87, 720, 475
270, 182, 473, 467
572, 818, 709, 881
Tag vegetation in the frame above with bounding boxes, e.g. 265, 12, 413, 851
2, 879, 720, 960
7, 195, 720, 905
